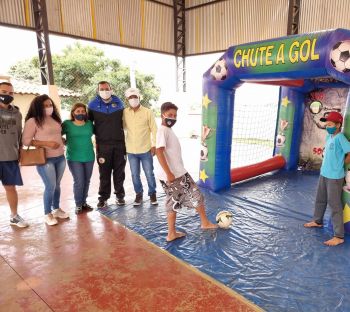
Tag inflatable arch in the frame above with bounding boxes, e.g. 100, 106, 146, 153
199, 29, 350, 232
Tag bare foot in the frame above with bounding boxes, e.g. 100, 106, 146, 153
201, 221, 218, 230
324, 237, 344, 246
304, 221, 323, 228
166, 231, 186, 242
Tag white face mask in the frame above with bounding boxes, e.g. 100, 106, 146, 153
99, 90, 112, 100
129, 98, 140, 108
45, 107, 53, 116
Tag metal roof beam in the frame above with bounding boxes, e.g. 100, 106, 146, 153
287, 0, 301, 35
146, 0, 173, 8
185, 0, 228, 11
173, 0, 186, 92
31, 0, 54, 85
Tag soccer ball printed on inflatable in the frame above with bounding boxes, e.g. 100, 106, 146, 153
210, 58, 228, 80
276, 133, 286, 147
216, 211, 233, 229
330, 41, 350, 73
200, 143, 208, 161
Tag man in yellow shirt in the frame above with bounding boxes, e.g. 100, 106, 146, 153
124, 87, 158, 206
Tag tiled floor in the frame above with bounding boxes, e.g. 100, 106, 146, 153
0, 210, 261, 311
0, 139, 261, 311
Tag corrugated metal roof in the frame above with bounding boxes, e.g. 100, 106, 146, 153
299, 0, 350, 33
2, 0, 350, 56
186, 0, 218, 8
46, 0, 63, 33
144, 1, 174, 52
0, 0, 29, 27
186, 0, 289, 55
94, 0, 121, 44
155, 0, 173, 5
60, 0, 93, 38
0, 0, 175, 53
118, 0, 142, 48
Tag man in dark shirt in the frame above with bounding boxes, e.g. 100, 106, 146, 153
0, 82, 28, 227
88, 81, 126, 208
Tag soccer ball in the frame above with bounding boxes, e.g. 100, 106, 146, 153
309, 101, 322, 114
276, 134, 286, 147
210, 58, 228, 80
200, 143, 208, 161
216, 210, 233, 229
330, 41, 350, 73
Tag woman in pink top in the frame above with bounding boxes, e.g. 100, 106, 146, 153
22, 94, 69, 226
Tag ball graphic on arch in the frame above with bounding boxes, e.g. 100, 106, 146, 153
330, 41, 350, 73
216, 210, 233, 229
276, 134, 286, 147
210, 58, 228, 80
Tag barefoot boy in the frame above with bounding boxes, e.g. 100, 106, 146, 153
156, 102, 217, 242
304, 112, 350, 246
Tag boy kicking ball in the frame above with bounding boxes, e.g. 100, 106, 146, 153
156, 102, 217, 242
304, 112, 350, 246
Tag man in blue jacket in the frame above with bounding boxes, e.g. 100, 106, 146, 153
88, 81, 126, 208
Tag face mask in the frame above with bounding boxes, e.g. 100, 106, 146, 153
45, 107, 53, 116
74, 114, 86, 121
326, 126, 337, 134
163, 115, 177, 128
99, 90, 112, 100
0, 94, 13, 105
129, 98, 140, 108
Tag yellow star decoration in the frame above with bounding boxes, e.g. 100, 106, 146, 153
202, 94, 212, 109
199, 169, 209, 183
281, 96, 291, 107
344, 203, 350, 223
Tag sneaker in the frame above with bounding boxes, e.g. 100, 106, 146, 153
45, 213, 58, 226
116, 198, 126, 206
133, 193, 143, 207
10, 214, 29, 228
97, 200, 108, 209
150, 193, 158, 206
75, 206, 83, 214
82, 203, 94, 211
52, 208, 70, 219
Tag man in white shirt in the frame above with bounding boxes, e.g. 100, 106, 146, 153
156, 102, 217, 242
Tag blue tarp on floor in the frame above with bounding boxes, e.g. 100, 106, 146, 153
100, 171, 350, 312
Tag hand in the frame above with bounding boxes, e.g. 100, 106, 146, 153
47, 141, 60, 149
151, 147, 156, 156
166, 172, 175, 183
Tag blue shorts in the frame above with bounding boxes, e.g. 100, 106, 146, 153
0, 161, 23, 186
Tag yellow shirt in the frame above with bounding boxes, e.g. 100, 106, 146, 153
123, 105, 157, 154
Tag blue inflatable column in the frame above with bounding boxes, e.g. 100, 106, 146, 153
274, 87, 305, 170
340, 92, 350, 233
198, 81, 234, 192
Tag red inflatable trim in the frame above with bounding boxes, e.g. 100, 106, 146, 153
246, 79, 304, 87
230, 155, 286, 183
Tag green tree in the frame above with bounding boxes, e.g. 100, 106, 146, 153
9, 43, 160, 109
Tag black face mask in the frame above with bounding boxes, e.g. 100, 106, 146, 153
164, 117, 177, 128
74, 114, 86, 121
0, 94, 13, 105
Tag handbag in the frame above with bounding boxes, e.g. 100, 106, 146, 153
20, 146, 46, 166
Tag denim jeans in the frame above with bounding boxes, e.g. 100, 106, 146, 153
36, 155, 66, 215
128, 151, 156, 196
67, 160, 94, 206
